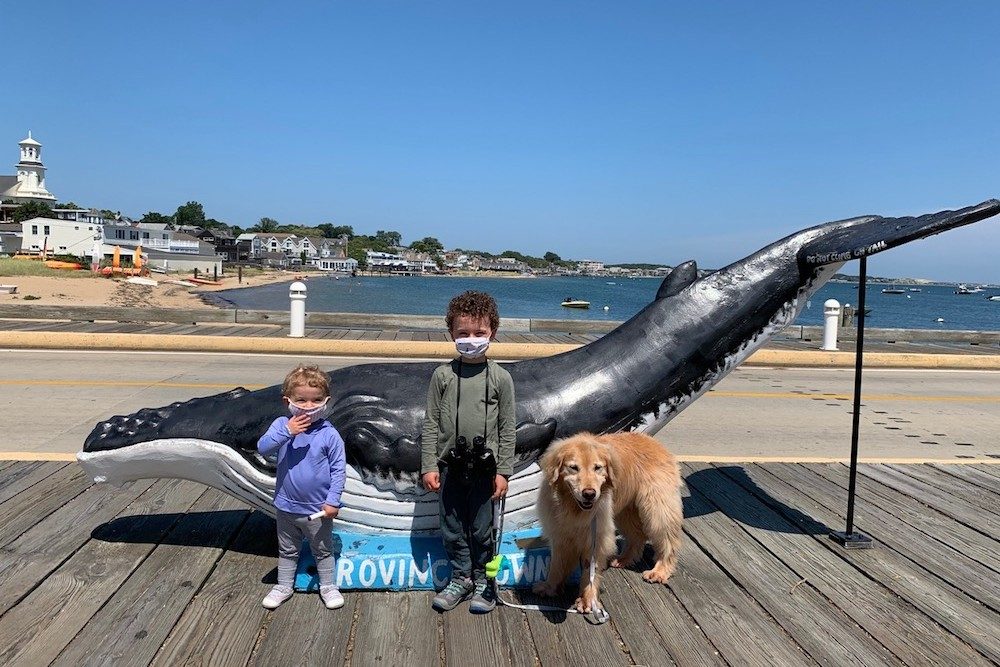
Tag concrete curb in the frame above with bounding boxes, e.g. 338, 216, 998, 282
2, 330, 1000, 369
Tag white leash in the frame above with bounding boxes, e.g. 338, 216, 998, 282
491, 500, 610, 625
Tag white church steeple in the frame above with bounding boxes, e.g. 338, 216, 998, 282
11, 130, 56, 201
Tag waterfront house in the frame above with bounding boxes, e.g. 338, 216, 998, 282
0, 222, 22, 255
20, 217, 101, 256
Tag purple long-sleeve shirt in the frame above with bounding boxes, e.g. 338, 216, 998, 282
257, 417, 347, 514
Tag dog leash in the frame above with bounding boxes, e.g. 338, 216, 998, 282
488, 498, 610, 625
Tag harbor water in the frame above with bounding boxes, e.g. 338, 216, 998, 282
212, 275, 1000, 332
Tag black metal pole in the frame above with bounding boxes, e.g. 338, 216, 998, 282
831, 256, 874, 549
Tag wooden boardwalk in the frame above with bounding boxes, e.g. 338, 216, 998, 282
0, 461, 997, 666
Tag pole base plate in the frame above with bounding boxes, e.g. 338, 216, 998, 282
829, 531, 875, 549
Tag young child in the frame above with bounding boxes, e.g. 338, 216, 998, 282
421, 291, 516, 613
258, 364, 346, 610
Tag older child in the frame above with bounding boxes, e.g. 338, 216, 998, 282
258, 364, 346, 610
421, 291, 516, 613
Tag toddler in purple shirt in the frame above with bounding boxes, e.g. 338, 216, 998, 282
258, 364, 346, 610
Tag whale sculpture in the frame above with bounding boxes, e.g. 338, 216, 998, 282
78, 200, 1000, 539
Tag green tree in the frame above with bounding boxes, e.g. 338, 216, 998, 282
410, 236, 444, 253
140, 211, 173, 225
254, 217, 280, 233
12, 201, 54, 222
544, 251, 561, 263
174, 201, 206, 227
317, 223, 354, 238
374, 230, 402, 247
55, 201, 83, 210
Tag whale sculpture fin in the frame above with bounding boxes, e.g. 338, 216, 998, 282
656, 260, 698, 299
514, 419, 557, 455
800, 199, 1000, 267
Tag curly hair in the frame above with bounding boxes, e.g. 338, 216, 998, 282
282, 364, 331, 398
445, 290, 500, 334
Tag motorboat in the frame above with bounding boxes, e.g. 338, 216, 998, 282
955, 284, 984, 294
880, 286, 906, 294
908, 288, 921, 292
988, 295, 1000, 302
561, 298, 591, 309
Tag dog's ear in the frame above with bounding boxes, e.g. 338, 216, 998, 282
540, 445, 564, 486
602, 443, 617, 489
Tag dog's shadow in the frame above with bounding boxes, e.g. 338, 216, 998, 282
682, 466, 829, 535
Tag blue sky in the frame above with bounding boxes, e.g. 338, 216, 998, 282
4, 1, 999, 282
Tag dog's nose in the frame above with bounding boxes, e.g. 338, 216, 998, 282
582, 488, 597, 501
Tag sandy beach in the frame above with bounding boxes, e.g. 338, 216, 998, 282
0, 270, 302, 310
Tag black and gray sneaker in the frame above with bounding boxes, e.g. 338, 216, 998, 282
469, 580, 496, 614
432, 577, 474, 611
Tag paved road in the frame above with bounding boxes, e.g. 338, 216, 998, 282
3, 349, 998, 461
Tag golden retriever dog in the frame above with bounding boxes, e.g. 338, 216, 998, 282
532, 432, 682, 612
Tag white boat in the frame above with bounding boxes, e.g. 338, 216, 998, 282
908, 288, 921, 292
881, 285, 906, 294
988, 295, 1000, 302
955, 284, 984, 294
561, 298, 591, 309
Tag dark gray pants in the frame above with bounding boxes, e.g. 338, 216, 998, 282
439, 469, 494, 581
276, 509, 335, 590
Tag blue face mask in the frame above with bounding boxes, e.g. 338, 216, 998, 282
288, 397, 329, 422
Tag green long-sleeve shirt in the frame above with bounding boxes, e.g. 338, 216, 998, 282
420, 358, 516, 477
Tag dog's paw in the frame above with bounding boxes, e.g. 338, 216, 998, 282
641, 567, 670, 584
574, 590, 599, 613
532, 581, 559, 597
611, 554, 640, 569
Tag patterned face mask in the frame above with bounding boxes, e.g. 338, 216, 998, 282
455, 336, 491, 359
288, 397, 330, 422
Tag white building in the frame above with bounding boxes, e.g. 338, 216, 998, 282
0, 132, 56, 203
576, 259, 605, 274
20, 217, 100, 256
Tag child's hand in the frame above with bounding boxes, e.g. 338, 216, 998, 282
287, 414, 311, 435
492, 474, 508, 500
322, 504, 339, 519
422, 472, 441, 492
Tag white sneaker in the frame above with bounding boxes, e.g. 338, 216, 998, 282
321, 586, 345, 609
262, 585, 293, 609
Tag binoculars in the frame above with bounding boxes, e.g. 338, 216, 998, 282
443, 434, 497, 483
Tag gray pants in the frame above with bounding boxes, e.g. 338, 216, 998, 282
439, 469, 494, 581
276, 509, 335, 590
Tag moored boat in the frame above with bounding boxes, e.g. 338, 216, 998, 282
561, 298, 590, 309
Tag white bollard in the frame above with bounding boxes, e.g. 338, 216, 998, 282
289, 281, 307, 338
821, 299, 840, 351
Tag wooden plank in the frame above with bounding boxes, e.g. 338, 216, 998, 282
394, 331, 414, 341
0, 480, 207, 666
250, 588, 356, 667
776, 463, 999, 609
645, 528, 814, 666
444, 595, 537, 667
889, 463, 1000, 508
681, 475, 901, 666
599, 567, 725, 667
51, 490, 249, 667
0, 461, 15, 474
858, 464, 999, 535
517, 587, 632, 666
709, 463, 997, 664
152, 510, 276, 667
928, 464, 1000, 493
972, 463, 1000, 480
0, 304, 235, 323
0, 478, 156, 616
350, 591, 439, 666
0, 463, 90, 547
809, 462, 1000, 574
0, 461, 50, 503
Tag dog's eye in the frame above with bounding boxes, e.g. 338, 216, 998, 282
566, 463, 579, 472
594, 464, 604, 472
